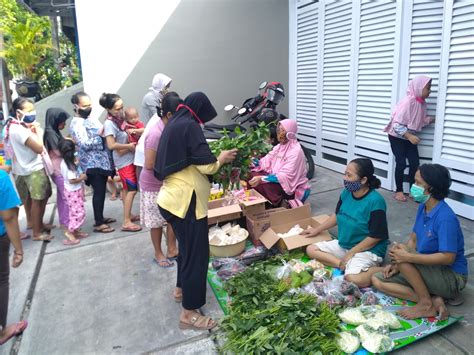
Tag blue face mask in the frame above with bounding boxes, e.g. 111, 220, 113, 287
20, 110, 37, 124
410, 184, 430, 203
343, 179, 362, 192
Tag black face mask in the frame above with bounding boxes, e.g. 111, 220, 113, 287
77, 107, 92, 118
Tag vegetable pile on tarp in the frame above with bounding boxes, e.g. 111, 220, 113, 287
209, 122, 272, 192
216, 253, 340, 354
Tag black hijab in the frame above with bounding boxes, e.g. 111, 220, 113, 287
43, 108, 70, 151
154, 92, 217, 180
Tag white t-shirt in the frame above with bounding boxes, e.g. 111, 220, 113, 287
60, 160, 82, 191
134, 113, 160, 167
9, 124, 43, 176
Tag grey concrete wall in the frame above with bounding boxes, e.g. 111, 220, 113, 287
117, 0, 289, 124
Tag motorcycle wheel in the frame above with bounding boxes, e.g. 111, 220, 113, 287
301, 145, 315, 180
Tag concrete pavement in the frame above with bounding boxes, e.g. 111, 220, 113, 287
1, 167, 472, 354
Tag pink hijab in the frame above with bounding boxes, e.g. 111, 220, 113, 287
255, 119, 309, 200
384, 75, 432, 134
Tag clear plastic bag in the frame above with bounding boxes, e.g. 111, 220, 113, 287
276, 260, 293, 279
216, 259, 247, 281
337, 331, 360, 354
211, 257, 237, 270
360, 291, 380, 305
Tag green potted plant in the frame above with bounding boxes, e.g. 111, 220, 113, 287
0, 1, 51, 99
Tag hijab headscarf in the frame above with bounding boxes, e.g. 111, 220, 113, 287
255, 119, 309, 200
154, 92, 217, 180
384, 75, 432, 133
43, 108, 70, 151
149, 73, 172, 106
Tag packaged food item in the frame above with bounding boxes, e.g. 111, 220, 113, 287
339, 280, 360, 296
360, 290, 380, 305
361, 333, 394, 353
369, 310, 402, 329
211, 257, 236, 270
344, 294, 358, 307
216, 260, 246, 280
326, 289, 345, 307
339, 307, 367, 326
364, 318, 390, 335
277, 224, 305, 238
336, 331, 360, 354
313, 268, 332, 282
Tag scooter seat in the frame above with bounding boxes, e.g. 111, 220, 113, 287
204, 123, 242, 131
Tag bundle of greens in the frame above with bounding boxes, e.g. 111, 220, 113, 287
209, 122, 272, 192
216, 252, 340, 354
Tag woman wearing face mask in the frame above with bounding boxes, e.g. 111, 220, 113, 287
155, 92, 237, 330
70, 92, 116, 233
248, 119, 310, 208
372, 164, 467, 320
140, 73, 172, 126
384, 75, 435, 202
139, 92, 180, 268
4, 98, 53, 241
303, 158, 388, 287
101, 93, 141, 232
43, 108, 71, 231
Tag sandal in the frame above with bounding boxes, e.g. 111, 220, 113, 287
93, 224, 115, 233
102, 218, 117, 224
179, 314, 218, 330
32, 233, 54, 242
63, 239, 80, 246
74, 231, 89, 239
121, 224, 142, 232
153, 258, 174, 268
0, 320, 28, 345
43, 223, 57, 231
20, 231, 30, 240
393, 193, 407, 202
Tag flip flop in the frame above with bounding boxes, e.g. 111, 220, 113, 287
20, 231, 30, 240
102, 218, 117, 224
393, 193, 407, 202
32, 233, 54, 242
121, 224, 142, 232
0, 320, 28, 345
179, 314, 217, 330
167, 255, 179, 261
43, 223, 57, 231
109, 195, 118, 201
93, 225, 115, 233
74, 231, 89, 239
63, 239, 80, 246
153, 258, 174, 268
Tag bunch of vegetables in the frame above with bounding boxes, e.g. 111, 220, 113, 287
216, 252, 340, 354
209, 122, 272, 193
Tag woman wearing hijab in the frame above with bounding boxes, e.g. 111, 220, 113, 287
384, 75, 435, 202
249, 119, 310, 208
140, 73, 172, 125
155, 92, 237, 331
43, 108, 71, 230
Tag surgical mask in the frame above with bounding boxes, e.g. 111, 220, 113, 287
77, 106, 92, 118
19, 110, 36, 123
410, 183, 430, 203
343, 179, 362, 192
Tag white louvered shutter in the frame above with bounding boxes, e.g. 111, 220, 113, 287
354, 0, 398, 185
295, 1, 319, 153
434, 0, 474, 219
408, 0, 445, 162
319, 0, 353, 171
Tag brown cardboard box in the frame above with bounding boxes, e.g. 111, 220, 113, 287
208, 198, 242, 225
238, 189, 268, 216
259, 205, 331, 251
246, 208, 285, 245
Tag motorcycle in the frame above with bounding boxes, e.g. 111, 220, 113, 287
203, 81, 315, 179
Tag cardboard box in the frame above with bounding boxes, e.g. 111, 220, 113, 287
245, 208, 285, 245
259, 205, 331, 251
208, 198, 242, 225
238, 189, 268, 216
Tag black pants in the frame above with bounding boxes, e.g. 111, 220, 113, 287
86, 173, 108, 226
0, 236, 10, 329
159, 194, 209, 311
388, 135, 419, 192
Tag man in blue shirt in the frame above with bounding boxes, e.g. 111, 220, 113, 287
0, 170, 28, 345
372, 164, 468, 320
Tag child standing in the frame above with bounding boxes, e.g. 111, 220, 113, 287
59, 139, 88, 245
122, 107, 145, 144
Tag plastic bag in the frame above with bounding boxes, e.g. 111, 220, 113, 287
211, 257, 237, 270
364, 318, 390, 335
369, 310, 402, 329
339, 307, 367, 325
216, 259, 246, 280
276, 261, 293, 279
344, 294, 358, 307
336, 331, 360, 354
238, 246, 267, 265
313, 268, 332, 282
361, 333, 394, 353
326, 289, 345, 307
361, 291, 380, 305
339, 280, 360, 296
